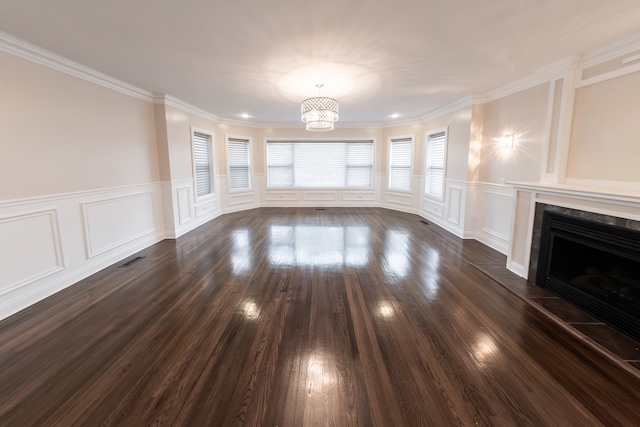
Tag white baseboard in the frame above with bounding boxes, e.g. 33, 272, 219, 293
507, 261, 527, 278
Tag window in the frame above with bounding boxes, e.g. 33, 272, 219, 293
388, 137, 413, 191
425, 129, 447, 199
266, 141, 373, 188
192, 131, 213, 199
227, 137, 251, 190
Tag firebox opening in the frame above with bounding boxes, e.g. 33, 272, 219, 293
537, 211, 640, 341
549, 236, 640, 315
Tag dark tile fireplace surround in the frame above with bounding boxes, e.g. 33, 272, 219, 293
530, 203, 640, 342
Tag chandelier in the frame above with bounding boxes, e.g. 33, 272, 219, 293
301, 84, 339, 131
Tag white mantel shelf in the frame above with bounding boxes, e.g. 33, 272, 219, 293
510, 181, 640, 207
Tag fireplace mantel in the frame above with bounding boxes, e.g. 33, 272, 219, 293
510, 181, 640, 208
506, 181, 640, 279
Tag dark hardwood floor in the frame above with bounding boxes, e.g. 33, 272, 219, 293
0, 207, 639, 426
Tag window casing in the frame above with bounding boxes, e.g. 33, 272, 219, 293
227, 137, 251, 190
425, 129, 447, 199
192, 130, 214, 200
266, 140, 374, 188
388, 137, 413, 191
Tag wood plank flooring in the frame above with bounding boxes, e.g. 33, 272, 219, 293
0, 207, 639, 426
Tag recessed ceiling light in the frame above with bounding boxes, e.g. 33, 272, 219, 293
239, 113, 251, 119
390, 113, 401, 119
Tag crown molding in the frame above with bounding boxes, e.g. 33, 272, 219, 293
420, 96, 473, 122
580, 31, 640, 69
483, 56, 578, 103
382, 117, 424, 128
338, 122, 385, 129
218, 118, 263, 128
154, 94, 220, 122
0, 31, 154, 102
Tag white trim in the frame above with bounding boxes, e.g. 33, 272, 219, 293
483, 190, 514, 200
563, 177, 640, 192
522, 191, 538, 280
622, 53, 640, 65
0, 209, 66, 296
510, 181, 640, 207
507, 262, 526, 278
156, 95, 220, 122
0, 182, 165, 208
421, 97, 473, 122
0, 30, 153, 102
255, 118, 384, 130
0, 183, 165, 321
541, 78, 558, 180
483, 57, 577, 103
0, 228, 163, 321
580, 31, 640, 69
176, 186, 193, 225
480, 227, 509, 242
81, 192, 159, 258
575, 62, 640, 89
550, 64, 578, 184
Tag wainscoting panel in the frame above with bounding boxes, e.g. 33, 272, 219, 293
195, 198, 217, 218
0, 183, 165, 321
82, 192, 157, 258
228, 192, 257, 206
385, 191, 413, 206
476, 185, 514, 254
342, 192, 375, 202
177, 187, 192, 225
303, 192, 338, 202
422, 198, 444, 218
265, 192, 299, 202
167, 178, 222, 239
419, 180, 470, 238
447, 187, 462, 225
0, 210, 64, 295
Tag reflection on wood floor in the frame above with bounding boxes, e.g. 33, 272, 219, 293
0, 207, 638, 426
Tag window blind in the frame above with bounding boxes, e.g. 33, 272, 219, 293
388, 138, 413, 191
425, 131, 446, 198
227, 138, 250, 190
266, 141, 373, 188
193, 132, 212, 197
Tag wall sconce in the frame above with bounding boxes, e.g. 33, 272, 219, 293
499, 134, 514, 150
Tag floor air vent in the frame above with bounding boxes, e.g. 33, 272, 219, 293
119, 256, 145, 268
316, 208, 325, 210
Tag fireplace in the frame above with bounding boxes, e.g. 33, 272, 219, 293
536, 209, 640, 341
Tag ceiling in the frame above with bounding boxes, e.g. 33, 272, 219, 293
2, 0, 640, 126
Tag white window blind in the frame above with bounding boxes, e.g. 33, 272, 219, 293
425, 131, 446, 198
266, 141, 373, 188
193, 132, 212, 198
346, 143, 374, 187
388, 137, 413, 191
227, 138, 250, 190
